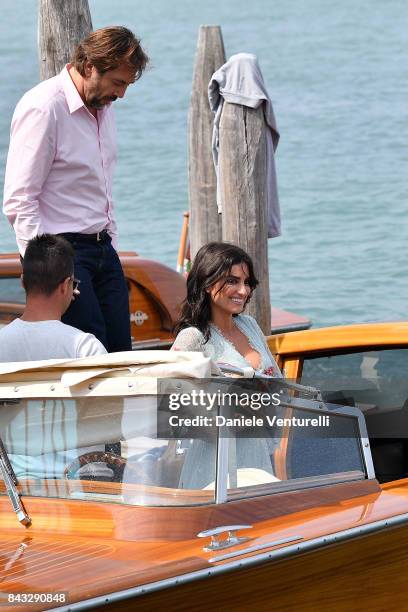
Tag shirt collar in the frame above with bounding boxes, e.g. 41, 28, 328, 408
60, 64, 86, 114
59, 64, 112, 116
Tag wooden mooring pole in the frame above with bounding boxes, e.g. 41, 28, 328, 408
38, 0, 93, 80
188, 26, 226, 258
219, 103, 271, 334
188, 27, 273, 332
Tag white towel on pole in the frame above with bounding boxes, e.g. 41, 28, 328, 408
208, 53, 281, 238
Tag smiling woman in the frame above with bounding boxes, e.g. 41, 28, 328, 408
172, 242, 281, 377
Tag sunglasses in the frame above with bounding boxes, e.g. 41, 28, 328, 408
60, 276, 81, 291
71, 277, 81, 292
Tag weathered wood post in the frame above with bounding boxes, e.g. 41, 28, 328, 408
219, 104, 271, 333
38, 0, 93, 80
188, 26, 226, 257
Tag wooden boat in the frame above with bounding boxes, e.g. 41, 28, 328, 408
0, 252, 310, 348
1, 322, 408, 611
0, 252, 185, 349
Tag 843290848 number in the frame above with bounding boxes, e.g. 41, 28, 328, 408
3, 592, 67, 605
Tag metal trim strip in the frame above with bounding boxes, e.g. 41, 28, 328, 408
208, 534, 303, 563
51, 510, 408, 611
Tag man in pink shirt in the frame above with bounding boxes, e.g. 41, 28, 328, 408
3, 26, 149, 352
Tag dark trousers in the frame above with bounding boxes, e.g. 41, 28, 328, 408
61, 233, 132, 352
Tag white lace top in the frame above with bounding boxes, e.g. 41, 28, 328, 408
172, 314, 281, 377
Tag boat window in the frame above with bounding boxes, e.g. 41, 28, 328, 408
225, 399, 367, 501
301, 349, 408, 483
0, 396, 215, 507
0, 277, 25, 304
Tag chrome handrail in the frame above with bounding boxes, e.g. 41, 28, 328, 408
209, 535, 304, 563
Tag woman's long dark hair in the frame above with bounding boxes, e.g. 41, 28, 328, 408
174, 242, 258, 342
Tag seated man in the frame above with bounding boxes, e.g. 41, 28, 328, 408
0, 234, 106, 362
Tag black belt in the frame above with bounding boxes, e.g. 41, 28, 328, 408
59, 229, 110, 244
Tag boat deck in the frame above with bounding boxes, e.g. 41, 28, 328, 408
1, 477, 408, 610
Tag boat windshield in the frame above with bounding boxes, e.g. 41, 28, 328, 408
0, 377, 372, 508
0, 396, 216, 507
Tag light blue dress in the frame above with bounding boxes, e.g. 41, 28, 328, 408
172, 315, 281, 489
172, 314, 281, 377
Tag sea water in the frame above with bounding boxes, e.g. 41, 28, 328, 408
0, 0, 406, 327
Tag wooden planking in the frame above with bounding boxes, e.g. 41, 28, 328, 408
38, 0, 92, 80
3, 479, 408, 611
0, 304, 24, 325
0, 479, 381, 542
219, 103, 271, 334
188, 25, 225, 257
122, 256, 186, 332
99, 522, 408, 612
267, 321, 408, 357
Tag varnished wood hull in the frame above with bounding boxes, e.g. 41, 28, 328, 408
1, 479, 408, 611
84, 522, 408, 612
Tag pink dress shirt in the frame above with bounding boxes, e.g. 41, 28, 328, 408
3, 65, 118, 255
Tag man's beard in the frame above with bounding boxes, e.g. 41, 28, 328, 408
87, 95, 118, 109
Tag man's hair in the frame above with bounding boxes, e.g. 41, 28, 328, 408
72, 26, 149, 79
22, 234, 75, 296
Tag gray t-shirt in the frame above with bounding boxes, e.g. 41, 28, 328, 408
0, 318, 106, 362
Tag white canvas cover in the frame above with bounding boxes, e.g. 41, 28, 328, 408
0, 350, 220, 387
0, 352, 219, 475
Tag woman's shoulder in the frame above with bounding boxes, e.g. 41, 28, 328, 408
171, 326, 205, 351
176, 326, 205, 340
235, 314, 262, 332
235, 314, 267, 347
